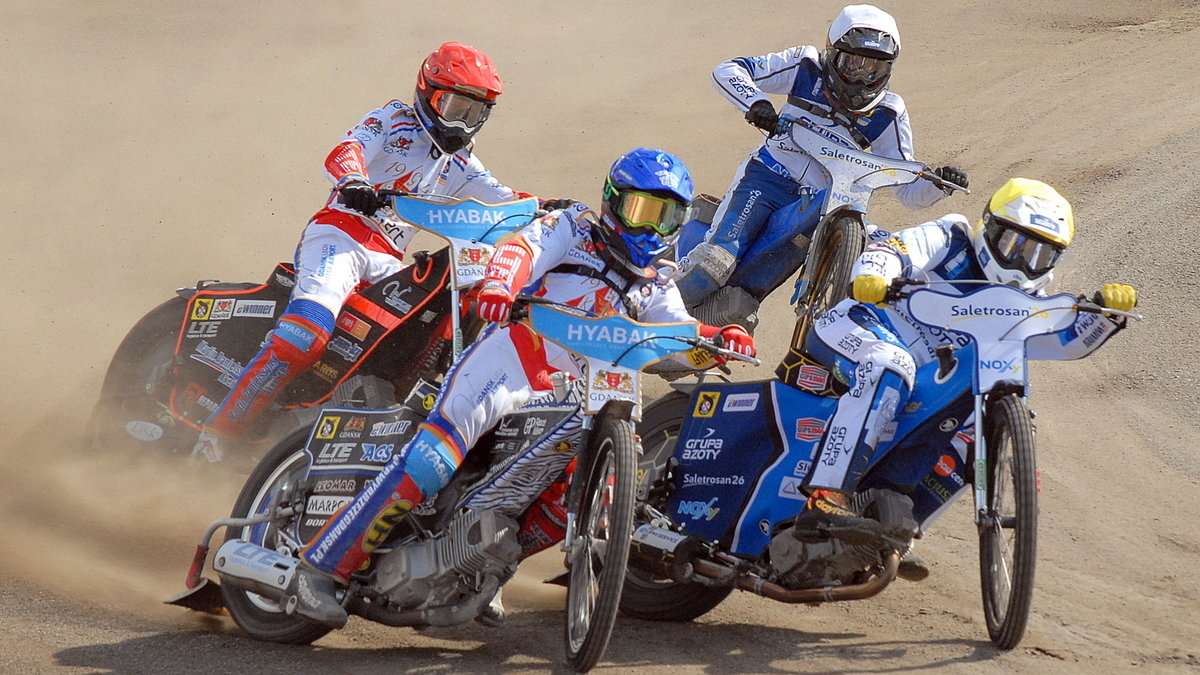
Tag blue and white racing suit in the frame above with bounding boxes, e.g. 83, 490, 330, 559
677, 45, 948, 303
802, 216, 1127, 494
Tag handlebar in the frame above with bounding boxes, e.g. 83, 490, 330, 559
882, 277, 1142, 321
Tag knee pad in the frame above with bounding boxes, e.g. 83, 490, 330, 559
680, 242, 737, 286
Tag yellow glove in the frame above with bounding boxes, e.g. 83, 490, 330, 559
852, 275, 889, 305
1100, 283, 1137, 314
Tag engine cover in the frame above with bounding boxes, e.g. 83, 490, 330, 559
373, 509, 521, 608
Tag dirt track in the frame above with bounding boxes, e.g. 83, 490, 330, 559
2, 1, 1198, 672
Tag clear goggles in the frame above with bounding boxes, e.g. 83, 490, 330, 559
985, 215, 1064, 277
606, 182, 689, 236
429, 89, 493, 128
833, 51, 893, 85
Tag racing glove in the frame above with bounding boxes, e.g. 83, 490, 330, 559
1097, 283, 1137, 314
540, 198, 579, 212
338, 180, 382, 215
745, 99, 779, 133
852, 274, 889, 305
933, 165, 969, 194
702, 324, 756, 359
476, 240, 534, 323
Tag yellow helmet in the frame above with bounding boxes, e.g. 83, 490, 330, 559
970, 178, 1074, 293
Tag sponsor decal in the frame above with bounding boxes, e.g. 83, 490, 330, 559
934, 453, 966, 487
305, 494, 353, 516
125, 420, 164, 443
312, 361, 340, 383
693, 391, 720, 418
315, 442, 355, 463
422, 393, 436, 411
315, 416, 341, 440
345, 416, 366, 433
922, 473, 954, 501
191, 298, 214, 320
210, 298, 235, 320
312, 477, 357, 493
949, 304, 1049, 319
523, 416, 549, 437
592, 369, 634, 394
186, 321, 220, 339
681, 428, 724, 460
939, 417, 960, 433
337, 314, 370, 341
327, 336, 363, 362
363, 500, 415, 551
796, 364, 830, 391
722, 392, 759, 412
793, 460, 812, 477
382, 281, 414, 314
359, 443, 395, 463
457, 247, 489, 267
680, 473, 745, 487
795, 417, 827, 442
778, 475, 808, 501
686, 347, 716, 368
371, 419, 412, 437
676, 497, 720, 521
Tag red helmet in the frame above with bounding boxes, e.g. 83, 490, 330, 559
414, 42, 502, 154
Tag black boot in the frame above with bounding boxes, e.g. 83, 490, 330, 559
285, 564, 348, 628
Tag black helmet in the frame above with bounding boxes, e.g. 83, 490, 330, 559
823, 5, 900, 114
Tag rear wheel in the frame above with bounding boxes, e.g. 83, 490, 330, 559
564, 415, 637, 672
793, 214, 864, 342
978, 394, 1038, 649
220, 426, 331, 645
619, 393, 733, 622
88, 296, 192, 454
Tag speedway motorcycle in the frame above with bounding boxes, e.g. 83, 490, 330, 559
622, 280, 1140, 649
166, 189, 761, 671
89, 193, 536, 458
678, 113, 967, 337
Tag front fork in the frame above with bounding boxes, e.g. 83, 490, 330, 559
560, 415, 595, 551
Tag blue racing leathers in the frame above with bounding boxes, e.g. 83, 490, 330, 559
677, 45, 947, 303
802, 215, 1126, 493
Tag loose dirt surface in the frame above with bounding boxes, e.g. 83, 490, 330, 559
3, 1, 1197, 673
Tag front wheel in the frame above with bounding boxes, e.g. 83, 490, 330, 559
220, 426, 331, 645
978, 393, 1038, 649
793, 214, 864, 341
564, 414, 637, 672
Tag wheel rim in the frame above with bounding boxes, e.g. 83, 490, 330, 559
566, 438, 616, 650
234, 448, 309, 614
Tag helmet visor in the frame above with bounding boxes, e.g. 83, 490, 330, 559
833, 51, 892, 85
986, 216, 1064, 277
429, 90, 493, 129
610, 188, 689, 236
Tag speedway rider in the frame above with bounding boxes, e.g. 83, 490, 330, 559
676, 4, 968, 308
794, 177, 1137, 563
193, 42, 539, 462
277, 148, 757, 628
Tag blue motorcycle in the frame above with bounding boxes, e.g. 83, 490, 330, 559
621, 280, 1141, 650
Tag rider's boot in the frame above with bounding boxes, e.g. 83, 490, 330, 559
898, 548, 931, 582
476, 587, 506, 627
792, 489, 883, 545
284, 562, 348, 628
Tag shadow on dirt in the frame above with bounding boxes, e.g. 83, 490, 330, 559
54, 608, 1008, 674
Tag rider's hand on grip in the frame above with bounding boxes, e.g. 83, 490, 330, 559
338, 180, 382, 215
540, 198, 579, 212
1097, 283, 1137, 314
476, 282, 515, 323
716, 324, 756, 358
933, 165, 968, 194
745, 100, 780, 133
853, 274, 889, 306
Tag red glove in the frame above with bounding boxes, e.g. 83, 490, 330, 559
700, 324, 756, 359
476, 239, 534, 323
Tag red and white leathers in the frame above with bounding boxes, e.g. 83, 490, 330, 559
203, 100, 523, 439
302, 203, 708, 580
802, 215, 1126, 494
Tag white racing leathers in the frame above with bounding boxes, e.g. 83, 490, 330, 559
802, 216, 1125, 493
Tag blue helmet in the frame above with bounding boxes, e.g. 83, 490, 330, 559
596, 147, 695, 272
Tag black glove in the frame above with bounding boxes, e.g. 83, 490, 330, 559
338, 180, 382, 215
933, 165, 968, 194
745, 100, 780, 133
541, 198, 579, 212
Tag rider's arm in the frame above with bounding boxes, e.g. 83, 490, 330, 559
711, 46, 816, 112
322, 104, 395, 187
496, 204, 595, 286
866, 95, 947, 210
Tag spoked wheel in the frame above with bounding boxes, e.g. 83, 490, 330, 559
978, 393, 1038, 649
620, 393, 732, 622
564, 415, 637, 672
792, 214, 864, 343
220, 426, 331, 645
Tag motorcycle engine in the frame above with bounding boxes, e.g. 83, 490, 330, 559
372, 509, 521, 609
768, 531, 882, 588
